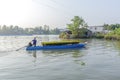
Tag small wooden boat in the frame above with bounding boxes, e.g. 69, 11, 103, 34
26, 43, 86, 51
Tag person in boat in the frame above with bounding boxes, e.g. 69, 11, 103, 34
28, 42, 32, 47
32, 37, 37, 46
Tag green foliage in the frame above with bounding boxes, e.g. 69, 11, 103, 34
105, 28, 120, 40
59, 32, 68, 39
78, 28, 89, 38
41, 40, 80, 46
94, 32, 104, 39
67, 16, 88, 38
103, 24, 120, 40
59, 28, 91, 39
0, 25, 61, 35
103, 24, 120, 30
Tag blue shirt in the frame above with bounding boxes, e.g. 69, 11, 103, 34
32, 39, 37, 45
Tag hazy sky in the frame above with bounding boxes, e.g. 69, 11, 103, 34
0, 0, 120, 28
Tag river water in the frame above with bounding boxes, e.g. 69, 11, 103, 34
0, 35, 120, 80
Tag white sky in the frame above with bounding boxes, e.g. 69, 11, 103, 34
0, 0, 120, 28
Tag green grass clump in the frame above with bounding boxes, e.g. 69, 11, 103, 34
104, 28, 120, 40
41, 40, 80, 46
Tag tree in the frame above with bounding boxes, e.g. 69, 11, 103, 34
103, 24, 109, 30
43, 25, 50, 34
103, 24, 120, 31
67, 16, 88, 38
0, 25, 61, 35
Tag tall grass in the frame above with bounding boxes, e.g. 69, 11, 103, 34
104, 28, 120, 40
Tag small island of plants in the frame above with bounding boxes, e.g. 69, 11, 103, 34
59, 16, 92, 39
59, 16, 120, 41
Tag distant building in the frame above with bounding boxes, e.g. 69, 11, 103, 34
87, 26, 104, 33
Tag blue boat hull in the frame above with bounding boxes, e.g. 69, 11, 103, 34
26, 43, 85, 50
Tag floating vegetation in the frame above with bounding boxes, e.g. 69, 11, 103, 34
74, 60, 86, 66
41, 40, 80, 46
80, 61, 86, 66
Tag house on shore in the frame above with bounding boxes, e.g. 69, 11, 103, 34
87, 26, 104, 33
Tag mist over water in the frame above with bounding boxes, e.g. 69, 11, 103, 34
0, 35, 120, 80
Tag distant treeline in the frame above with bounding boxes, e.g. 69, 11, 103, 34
103, 24, 120, 30
0, 25, 61, 35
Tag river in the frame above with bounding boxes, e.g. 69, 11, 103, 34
0, 35, 120, 80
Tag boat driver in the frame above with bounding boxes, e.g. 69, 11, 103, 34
32, 37, 37, 46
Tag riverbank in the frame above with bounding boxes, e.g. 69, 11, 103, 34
59, 31, 120, 41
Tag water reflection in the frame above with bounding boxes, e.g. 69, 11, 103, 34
26, 48, 86, 58
41, 49, 85, 58
27, 51, 37, 63
99, 40, 120, 56
72, 50, 85, 58
74, 60, 86, 66
113, 41, 120, 50
71, 50, 86, 66
26, 48, 87, 66
111, 41, 120, 56
42, 50, 70, 57
27, 51, 37, 58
